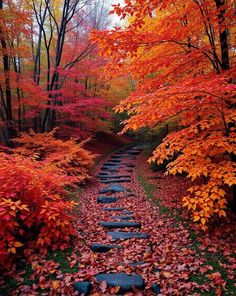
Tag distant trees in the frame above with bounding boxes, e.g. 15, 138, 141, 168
0, 0, 112, 145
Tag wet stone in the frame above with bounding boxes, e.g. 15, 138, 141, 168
74, 281, 92, 296
98, 172, 109, 175
112, 215, 134, 220
108, 231, 149, 241
102, 163, 121, 167
99, 184, 130, 194
90, 243, 122, 253
128, 261, 146, 267
97, 196, 119, 203
98, 175, 131, 180
152, 283, 161, 294
100, 179, 131, 184
95, 272, 145, 293
103, 207, 126, 211
99, 221, 141, 229
121, 211, 134, 215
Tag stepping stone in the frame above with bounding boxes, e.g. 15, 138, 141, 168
110, 155, 123, 159
74, 281, 92, 296
98, 175, 131, 180
95, 272, 145, 293
121, 211, 134, 215
107, 159, 121, 163
103, 207, 126, 211
90, 243, 122, 253
98, 172, 109, 175
126, 150, 141, 155
152, 283, 161, 294
99, 184, 130, 194
97, 196, 119, 203
112, 215, 134, 220
108, 231, 149, 241
128, 261, 146, 267
100, 179, 131, 184
99, 221, 141, 229
103, 163, 121, 167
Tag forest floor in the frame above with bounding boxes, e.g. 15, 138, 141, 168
1, 141, 236, 296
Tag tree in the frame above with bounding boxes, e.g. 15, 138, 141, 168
92, 0, 236, 228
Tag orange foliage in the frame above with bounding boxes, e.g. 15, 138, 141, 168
14, 129, 95, 184
92, 0, 236, 228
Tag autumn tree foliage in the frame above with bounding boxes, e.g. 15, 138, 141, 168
92, 0, 236, 228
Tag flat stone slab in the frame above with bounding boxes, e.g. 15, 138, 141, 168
99, 221, 141, 229
91, 243, 122, 253
100, 179, 131, 184
97, 196, 119, 203
98, 172, 109, 175
121, 211, 134, 215
107, 159, 121, 163
98, 175, 131, 180
103, 207, 126, 211
98, 175, 131, 179
102, 163, 121, 167
95, 272, 145, 292
108, 231, 149, 240
128, 261, 146, 267
99, 184, 130, 194
74, 281, 92, 296
112, 215, 134, 220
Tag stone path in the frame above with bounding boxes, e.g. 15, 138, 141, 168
74, 146, 161, 295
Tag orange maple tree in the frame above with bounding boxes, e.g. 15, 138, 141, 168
92, 0, 236, 228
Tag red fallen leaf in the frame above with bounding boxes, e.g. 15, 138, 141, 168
207, 272, 226, 287
64, 275, 72, 283
200, 265, 214, 273
70, 260, 77, 267
100, 280, 107, 293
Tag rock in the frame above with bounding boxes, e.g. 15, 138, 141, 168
112, 215, 134, 220
95, 272, 145, 293
152, 267, 161, 272
128, 261, 146, 267
100, 179, 131, 184
126, 150, 141, 155
98, 175, 131, 180
99, 221, 141, 229
102, 163, 120, 167
90, 243, 122, 253
99, 184, 130, 194
98, 172, 109, 175
74, 281, 92, 296
97, 196, 119, 203
107, 159, 121, 163
151, 283, 161, 294
110, 155, 124, 159
108, 231, 149, 241
103, 207, 126, 211
121, 211, 134, 215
